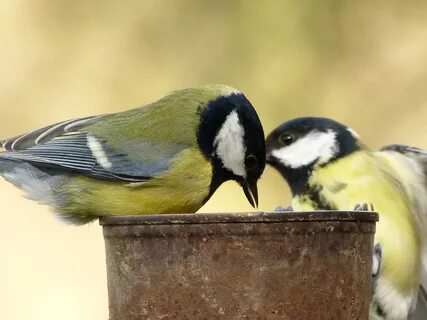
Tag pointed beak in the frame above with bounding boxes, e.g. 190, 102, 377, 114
240, 179, 259, 208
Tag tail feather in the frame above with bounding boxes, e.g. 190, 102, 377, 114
0, 158, 65, 207
0, 158, 97, 225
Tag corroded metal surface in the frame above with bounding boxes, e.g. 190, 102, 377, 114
101, 211, 377, 320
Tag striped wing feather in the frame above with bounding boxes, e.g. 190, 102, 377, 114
0, 115, 177, 182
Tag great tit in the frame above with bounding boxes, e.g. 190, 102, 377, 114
0, 85, 265, 224
266, 117, 427, 320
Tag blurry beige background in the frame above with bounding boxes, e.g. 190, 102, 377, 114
1, 1, 427, 319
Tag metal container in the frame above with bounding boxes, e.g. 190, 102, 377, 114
101, 211, 377, 320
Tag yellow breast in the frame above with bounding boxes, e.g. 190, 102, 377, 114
62, 148, 213, 216
293, 151, 421, 293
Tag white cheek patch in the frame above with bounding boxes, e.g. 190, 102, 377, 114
271, 130, 338, 169
87, 135, 112, 169
214, 110, 246, 177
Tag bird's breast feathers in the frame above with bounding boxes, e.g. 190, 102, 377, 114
294, 150, 423, 292
59, 148, 213, 217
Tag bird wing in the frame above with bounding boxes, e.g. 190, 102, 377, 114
0, 116, 188, 182
381, 144, 427, 164
381, 144, 427, 314
381, 144, 427, 214
1, 116, 100, 151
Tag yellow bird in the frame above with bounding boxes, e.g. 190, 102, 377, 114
0, 85, 265, 224
266, 117, 427, 320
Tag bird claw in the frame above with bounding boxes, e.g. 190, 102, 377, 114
353, 203, 375, 211
275, 205, 294, 212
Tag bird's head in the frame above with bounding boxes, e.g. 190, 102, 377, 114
266, 117, 360, 194
197, 85, 266, 208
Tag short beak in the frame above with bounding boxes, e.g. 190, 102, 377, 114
240, 179, 259, 208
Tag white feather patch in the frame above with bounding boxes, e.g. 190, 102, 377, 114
87, 135, 112, 169
271, 130, 338, 169
372, 252, 380, 277
374, 278, 417, 319
214, 110, 246, 177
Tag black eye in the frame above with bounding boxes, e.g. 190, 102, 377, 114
280, 133, 295, 146
244, 154, 258, 169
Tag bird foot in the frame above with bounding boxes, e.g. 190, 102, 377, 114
353, 203, 375, 211
275, 205, 294, 212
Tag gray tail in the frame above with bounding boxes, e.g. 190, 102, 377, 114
0, 158, 97, 225
0, 158, 63, 207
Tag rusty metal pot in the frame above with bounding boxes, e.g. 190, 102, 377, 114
101, 211, 377, 320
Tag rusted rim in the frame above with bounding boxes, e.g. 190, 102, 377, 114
99, 211, 378, 226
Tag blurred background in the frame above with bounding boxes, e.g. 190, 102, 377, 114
1, 1, 427, 319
